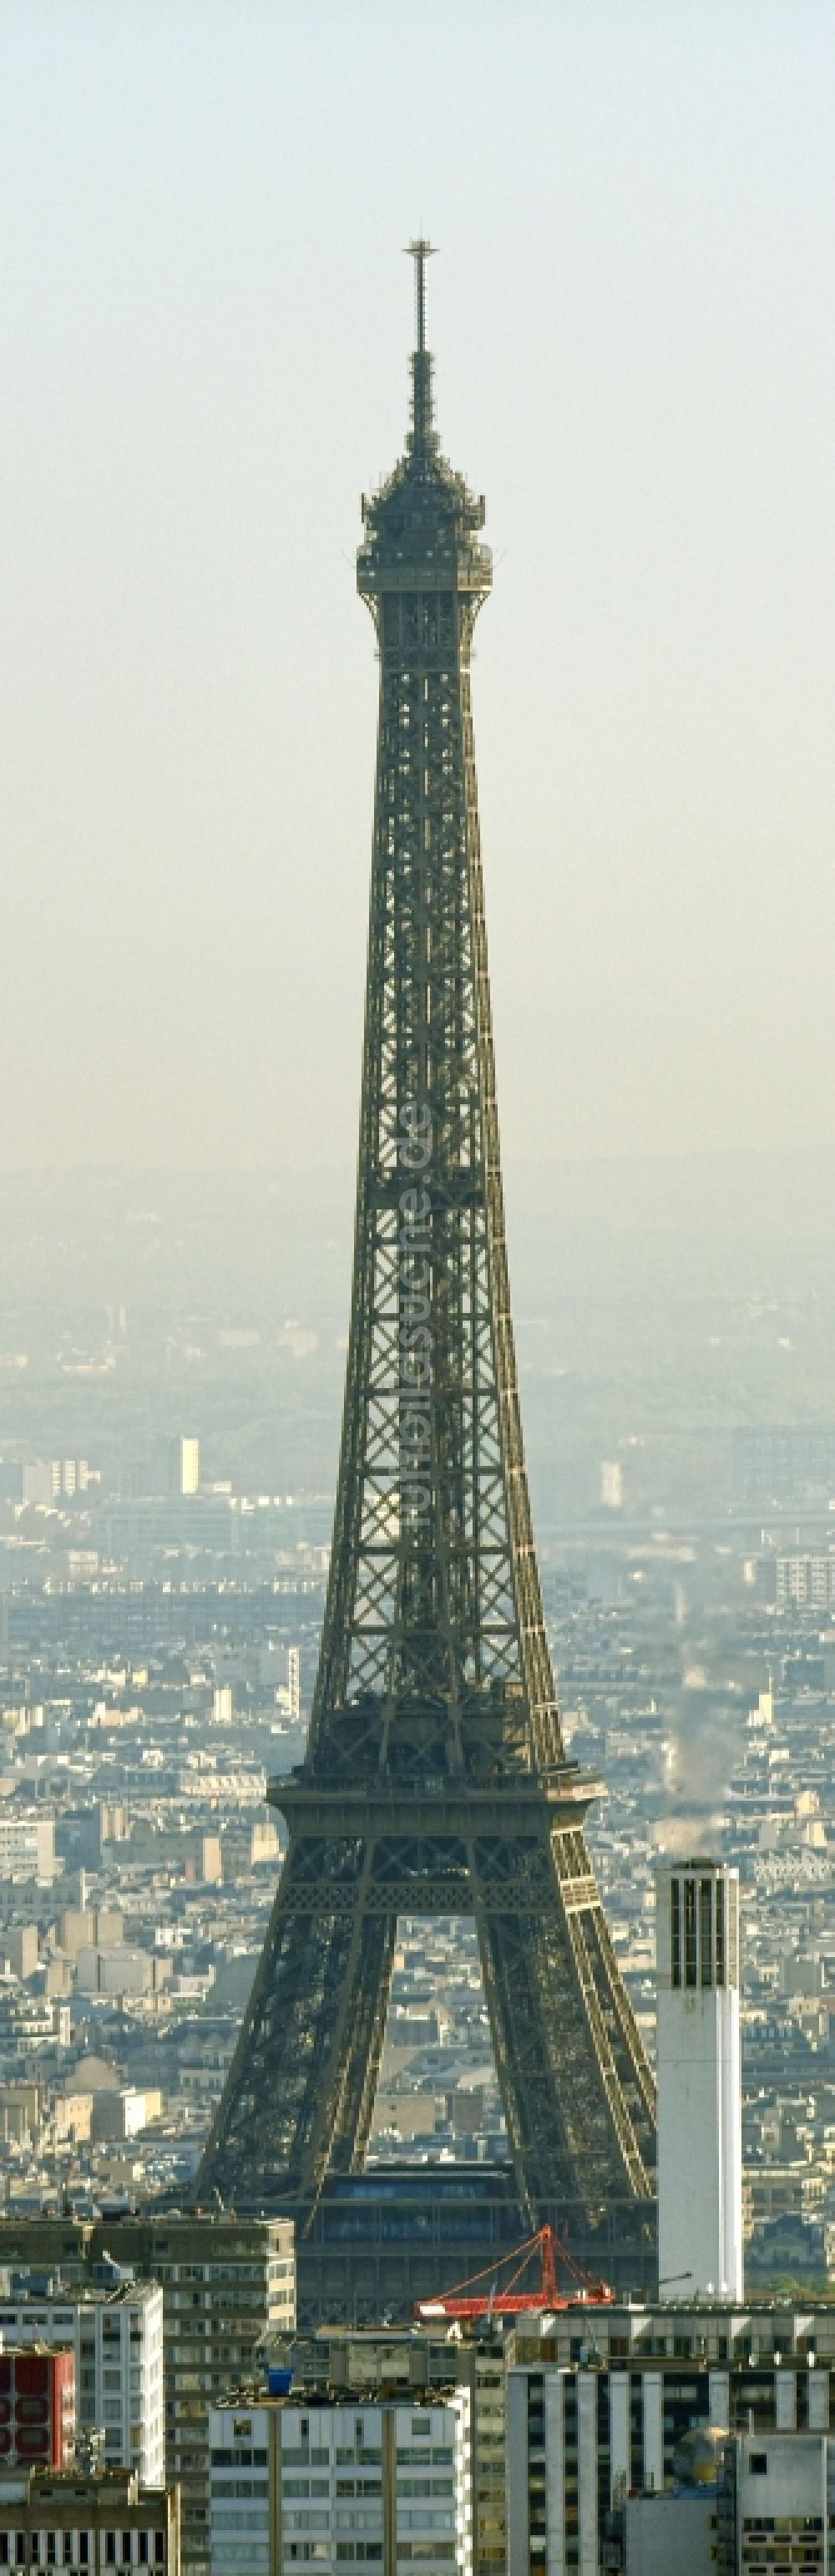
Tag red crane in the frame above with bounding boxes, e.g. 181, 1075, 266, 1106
413, 2225, 613, 2322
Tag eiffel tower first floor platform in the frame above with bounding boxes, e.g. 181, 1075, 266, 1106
245, 2166, 658, 2329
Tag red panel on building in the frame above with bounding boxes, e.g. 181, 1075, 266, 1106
0, 2350, 75, 2468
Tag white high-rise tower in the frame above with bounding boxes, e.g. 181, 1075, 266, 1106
656, 1858, 743, 2300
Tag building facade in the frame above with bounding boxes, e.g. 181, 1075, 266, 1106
277, 2328, 504, 2576
717, 2427, 835, 2575
506, 2298, 835, 2576
0, 2215, 294, 2576
0, 2466, 180, 2568
209, 2390, 472, 2576
0, 1815, 54, 1887
0, 2284, 164, 2484
656, 1860, 743, 2300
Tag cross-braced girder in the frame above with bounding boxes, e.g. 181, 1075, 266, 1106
198, 252, 656, 2239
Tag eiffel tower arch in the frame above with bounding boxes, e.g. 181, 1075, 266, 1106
198, 246, 657, 2295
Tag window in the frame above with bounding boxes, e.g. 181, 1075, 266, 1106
684, 1877, 697, 1987
726, 1875, 738, 1984
750, 2453, 767, 2475
700, 1878, 712, 1987
671, 1875, 681, 1985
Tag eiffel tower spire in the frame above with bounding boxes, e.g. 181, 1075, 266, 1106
405, 235, 437, 452
199, 251, 656, 2251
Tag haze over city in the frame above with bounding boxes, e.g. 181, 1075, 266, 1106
4, 1, 835, 1171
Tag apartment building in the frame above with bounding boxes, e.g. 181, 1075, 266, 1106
506, 2299, 835, 2576
281, 2325, 504, 2576
0, 2284, 164, 2484
208, 2387, 472, 2576
0, 2213, 295, 2576
0, 2466, 180, 2568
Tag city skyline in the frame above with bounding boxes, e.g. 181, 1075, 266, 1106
2, 12, 835, 2571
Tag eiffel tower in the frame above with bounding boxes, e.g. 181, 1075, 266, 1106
199, 246, 656, 2276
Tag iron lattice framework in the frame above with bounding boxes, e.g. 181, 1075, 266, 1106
200, 247, 656, 2233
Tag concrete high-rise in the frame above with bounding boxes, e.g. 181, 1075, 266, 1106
656, 1859, 743, 2300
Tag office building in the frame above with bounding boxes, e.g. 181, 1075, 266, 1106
1, 1929, 38, 1984
129, 2212, 294, 2569
0, 2213, 294, 2576
506, 2296, 835, 2576
0, 2283, 164, 2485
619, 2424, 835, 2572
209, 2386, 472, 2576
278, 2327, 504, 2576
716, 2426, 835, 2573
0, 1814, 54, 1888
0, 2467, 180, 2567
656, 1860, 743, 2300
179, 1440, 200, 1500
776, 1555, 835, 1609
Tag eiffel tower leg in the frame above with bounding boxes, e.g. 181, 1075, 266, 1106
473, 1828, 655, 2224
200, 1841, 392, 2210
325, 1909, 397, 2173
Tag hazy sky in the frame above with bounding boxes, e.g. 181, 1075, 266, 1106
3, 1, 835, 1172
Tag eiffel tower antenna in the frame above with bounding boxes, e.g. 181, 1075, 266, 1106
198, 249, 657, 2299
405, 235, 437, 450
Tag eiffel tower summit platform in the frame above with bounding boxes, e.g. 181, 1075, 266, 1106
196, 245, 658, 2319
